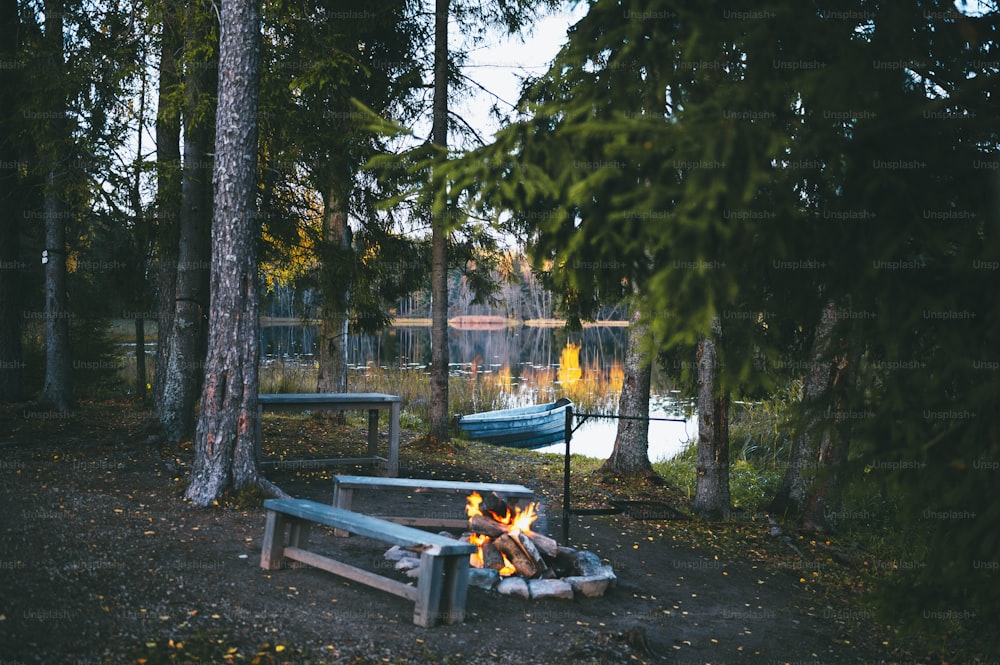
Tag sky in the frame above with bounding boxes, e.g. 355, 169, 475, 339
452, 5, 588, 141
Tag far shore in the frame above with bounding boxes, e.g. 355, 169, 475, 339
260, 315, 630, 329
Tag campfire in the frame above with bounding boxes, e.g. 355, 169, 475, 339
464, 491, 560, 579
384, 491, 617, 599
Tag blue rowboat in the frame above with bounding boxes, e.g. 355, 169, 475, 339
455, 398, 572, 449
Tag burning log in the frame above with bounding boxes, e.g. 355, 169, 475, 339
481, 538, 506, 570
515, 531, 553, 578
469, 514, 509, 538
494, 532, 540, 578
526, 532, 558, 559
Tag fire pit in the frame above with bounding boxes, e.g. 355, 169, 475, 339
385, 492, 616, 600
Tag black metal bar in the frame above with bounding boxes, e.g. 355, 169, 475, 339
573, 412, 688, 423
563, 404, 572, 546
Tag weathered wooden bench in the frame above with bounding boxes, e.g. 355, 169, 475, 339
331, 474, 536, 534
260, 498, 475, 627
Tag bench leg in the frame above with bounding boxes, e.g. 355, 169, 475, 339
413, 552, 445, 628
413, 552, 470, 627
260, 510, 288, 570
331, 487, 354, 537
440, 554, 471, 624
289, 519, 312, 548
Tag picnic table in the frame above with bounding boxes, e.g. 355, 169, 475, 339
258, 393, 401, 476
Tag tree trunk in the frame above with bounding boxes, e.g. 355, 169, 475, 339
427, 0, 451, 444
0, 0, 22, 401
769, 300, 855, 531
152, 0, 183, 416
693, 318, 729, 518
158, 4, 216, 441
40, 0, 72, 413
599, 312, 657, 479
316, 176, 350, 396
185, 0, 269, 506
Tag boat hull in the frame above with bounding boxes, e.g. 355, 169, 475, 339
456, 399, 571, 450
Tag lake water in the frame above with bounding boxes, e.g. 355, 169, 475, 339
261, 322, 696, 461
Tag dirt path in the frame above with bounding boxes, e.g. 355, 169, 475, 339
0, 402, 894, 664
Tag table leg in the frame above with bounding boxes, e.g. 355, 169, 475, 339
367, 408, 379, 459
388, 402, 400, 477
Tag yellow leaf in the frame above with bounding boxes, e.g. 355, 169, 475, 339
275, 644, 286, 652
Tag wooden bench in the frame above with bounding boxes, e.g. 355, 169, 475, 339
260, 498, 475, 627
258, 393, 401, 476
332, 475, 536, 534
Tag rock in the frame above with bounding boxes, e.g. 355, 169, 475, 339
497, 576, 530, 599
573, 550, 606, 577
467, 567, 500, 590
384, 545, 413, 561
564, 572, 615, 598
394, 556, 421, 572
527, 578, 574, 600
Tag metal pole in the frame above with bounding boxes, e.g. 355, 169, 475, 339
563, 404, 572, 545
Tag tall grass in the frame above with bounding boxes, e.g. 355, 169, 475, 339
654, 381, 802, 512
257, 359, 625, 427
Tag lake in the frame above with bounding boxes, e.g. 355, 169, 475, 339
261, 321, 696, 462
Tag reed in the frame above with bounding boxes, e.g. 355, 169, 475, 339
256, 359, 626, 424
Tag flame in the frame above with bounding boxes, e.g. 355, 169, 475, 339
498, 556, 517, 577
468, 532, 488, 568
466, 492, 484, 519
465, 492, 540, 576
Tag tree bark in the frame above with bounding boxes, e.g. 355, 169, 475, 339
158, 3, 216, 441
0, 0, 22, 401
428, 0, 451, 444
40, 0, 73, 413
599, 311, 657, 479
769, 300, 855, 531
316, 174, 350, 396
185, 0, 269, 506
693, 318, 729, 518
153, 0, 183, 413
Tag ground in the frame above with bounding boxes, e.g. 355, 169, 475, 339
0, 400, 946, 664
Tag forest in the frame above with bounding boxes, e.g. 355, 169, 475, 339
1, 0, 999, 661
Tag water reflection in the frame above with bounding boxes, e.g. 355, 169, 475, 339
260, 323, 694, 460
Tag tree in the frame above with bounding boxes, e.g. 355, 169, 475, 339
418, 0, 559, 443
427, 0, 451, 443
599, 310, 658, 480
157, 0, 217, 441
185, 0, 278, 506
39, 0, 74, 412
446, 0, 1000, 650
254, 0, 426, 398
152, 0, 183, 410
693, 318, 730, 518
0, 0, 22, 402
767, 300, 858, 530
